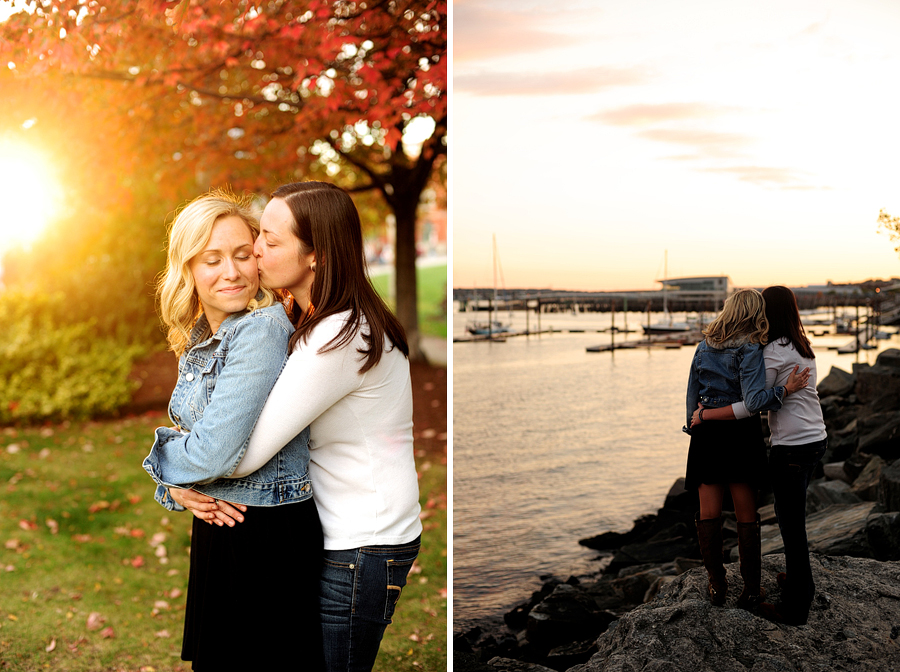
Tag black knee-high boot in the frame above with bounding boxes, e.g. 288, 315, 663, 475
696, 514, 727, 606
736, 514, 765, 610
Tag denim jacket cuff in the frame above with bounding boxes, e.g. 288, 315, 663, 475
153, 484, 186, 512
143, 427, 196, 494
774, 385, 785, 407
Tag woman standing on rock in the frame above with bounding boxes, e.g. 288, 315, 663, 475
692, 286, 826, 625
683, 288, 808, 610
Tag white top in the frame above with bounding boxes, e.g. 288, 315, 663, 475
234, 311, 423, 549
732, 338, 827, 445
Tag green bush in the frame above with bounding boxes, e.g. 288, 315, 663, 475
0, 291, 143, 424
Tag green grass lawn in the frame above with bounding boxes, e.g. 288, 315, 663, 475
370, 264, 447, 339
0, 415, 446, 671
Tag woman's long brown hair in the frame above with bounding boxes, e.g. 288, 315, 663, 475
762, 285, 815, 359
274, 181, 408, 372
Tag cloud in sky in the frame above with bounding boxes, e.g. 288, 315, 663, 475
587, 102, 738, 127
455, 66, 647, 97
454, 2, 582, 63
636, 128, 753, 158
700, 165, 815, 189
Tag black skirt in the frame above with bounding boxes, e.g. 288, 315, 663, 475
182, 497, 326, 671
685, 414, 768, 490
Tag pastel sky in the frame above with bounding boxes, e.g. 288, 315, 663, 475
452, 0, 900, 291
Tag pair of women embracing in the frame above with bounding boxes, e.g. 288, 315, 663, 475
684, 286, 827, 627
143, 182, 422, 671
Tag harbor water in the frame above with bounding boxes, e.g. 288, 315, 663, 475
452, 305, 899, 631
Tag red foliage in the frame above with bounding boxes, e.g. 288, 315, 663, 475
0, 0, 447, 355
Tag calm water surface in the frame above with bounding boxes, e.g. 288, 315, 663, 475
452, 306, 898, 630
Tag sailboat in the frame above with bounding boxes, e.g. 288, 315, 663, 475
466, 234, 512, 337
642, 251, 695, 336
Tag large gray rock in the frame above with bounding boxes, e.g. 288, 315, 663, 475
865, 512, 900, 561
823, 461, 852, 483
856, 365, 900, 413
732, 502, 878, 561
486, 657, 556, 672
857, 412, 900, 458
526, 584, 616, 650
852, 455, 886, 500
806, 478, 863, 512
876, 347, 900, 369
817, 366, 856, 398
879, 459, 900, 512
569, 555, 900, 672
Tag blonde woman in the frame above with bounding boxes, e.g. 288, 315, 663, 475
683, 289, 808, 612
142, 191, 325, 671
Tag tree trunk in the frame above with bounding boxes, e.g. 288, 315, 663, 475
393, 198, 424, 362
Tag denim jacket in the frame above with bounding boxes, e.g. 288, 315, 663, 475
142, 304, 312, 510
683, 336, 785, 434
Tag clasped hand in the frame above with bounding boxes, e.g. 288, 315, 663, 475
168, 488, 247, 527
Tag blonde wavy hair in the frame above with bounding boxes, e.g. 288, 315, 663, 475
157, 189, 277, 356
703, 288, 769, 347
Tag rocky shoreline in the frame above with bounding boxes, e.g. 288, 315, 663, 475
455, 348, 900, 672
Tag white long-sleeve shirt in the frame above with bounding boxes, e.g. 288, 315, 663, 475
235, 311, 423, 549
732, 338, 827, 446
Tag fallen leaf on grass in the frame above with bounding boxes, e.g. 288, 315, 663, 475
128, 494, 142, 505
88, 501, 110, 513
7, 614, 18, 621
45, 638, 56, 652
6, 443, 20, 454
86, 612, 105, 630
130, 556, 145, 568
46, 519, 59, 535
100, 626, 114, 639
167, 588, 182, 599
130, 529, 145, 538
4, 539, 19, 550
73, 534, 92, 543
438, 588, 447, 598
5, 565, 15, 572
68, 636, 87, 652
408, 633, 420, 642
38, 448, 51, 459
18, 520, 37, 531
155, 629, 170, 638
153, 600, 170, 610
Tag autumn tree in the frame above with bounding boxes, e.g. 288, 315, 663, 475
879, 209, 900, 255
0, 0, 446, 360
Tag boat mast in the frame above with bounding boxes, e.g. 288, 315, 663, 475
490, 234, 497, 336
663, 249, 668, 323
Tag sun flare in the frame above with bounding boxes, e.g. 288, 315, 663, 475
0, 140, 61, 251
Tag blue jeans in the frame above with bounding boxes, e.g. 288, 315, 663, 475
320, 536, 421, 672
769, 439, 827, 617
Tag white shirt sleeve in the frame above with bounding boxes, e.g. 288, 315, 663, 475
231, 321, 364, 477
